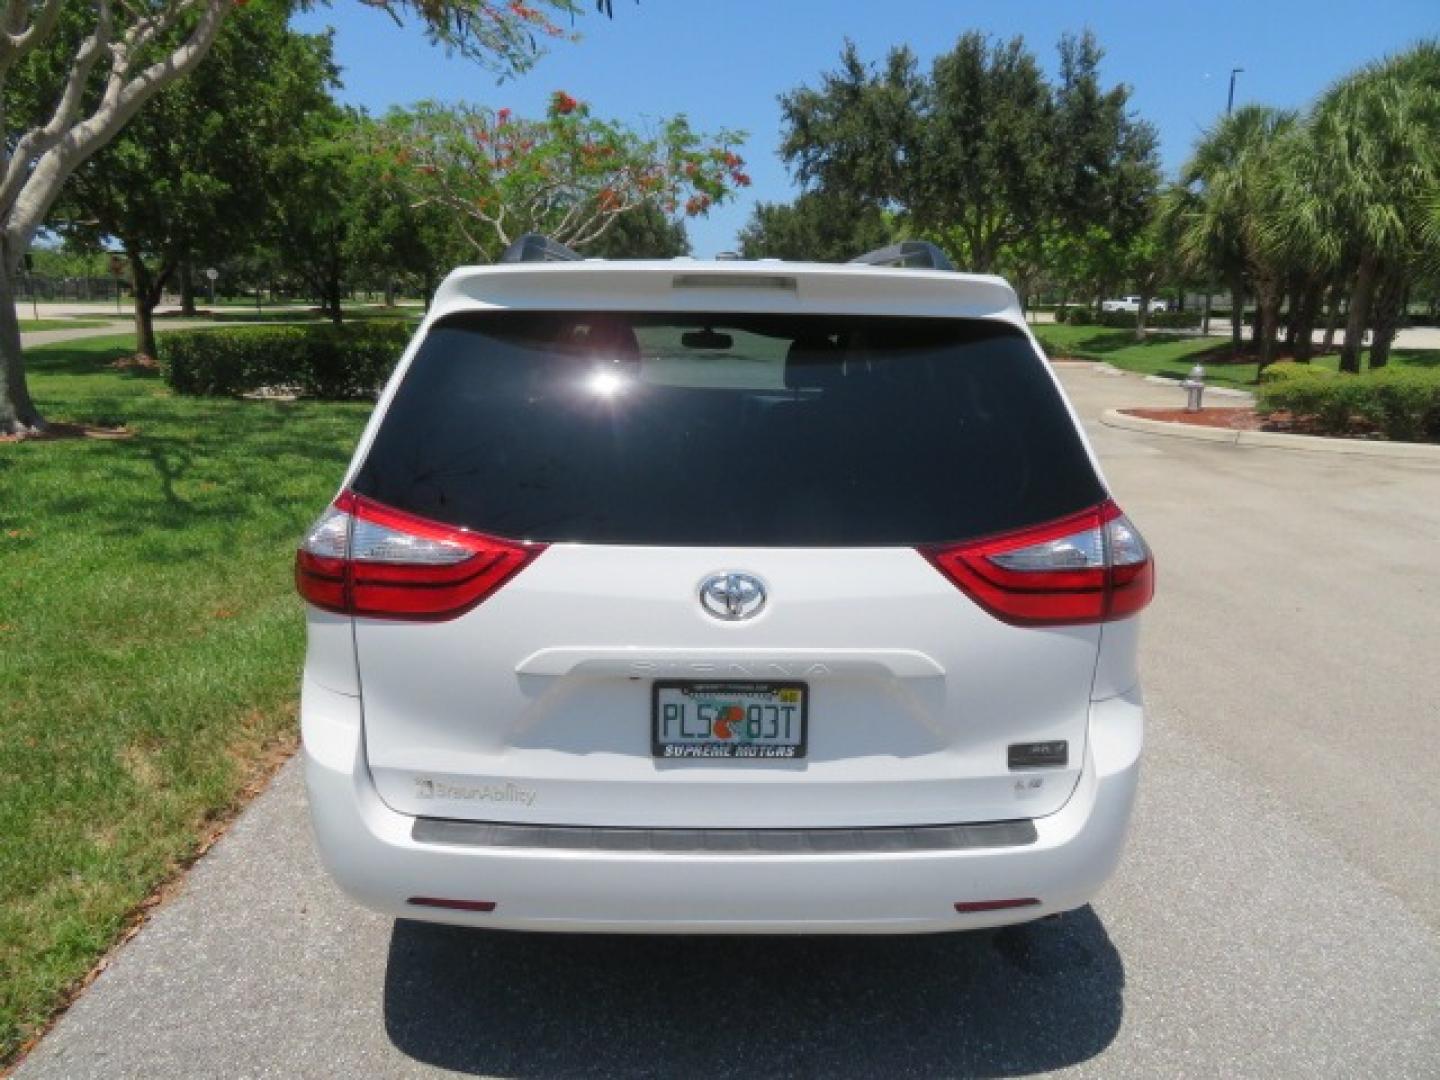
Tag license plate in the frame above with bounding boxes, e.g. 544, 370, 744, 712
652, 681, 807, 759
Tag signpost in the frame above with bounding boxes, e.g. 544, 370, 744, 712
205, 266, 218, 307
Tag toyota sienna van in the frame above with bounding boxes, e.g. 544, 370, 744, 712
297, 237, 1152, 933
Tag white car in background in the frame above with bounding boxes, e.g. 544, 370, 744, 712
1102, 295, 1169, 313
297, 237, 1154, 934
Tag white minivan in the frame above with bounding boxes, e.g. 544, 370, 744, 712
298, 238, 1152, 933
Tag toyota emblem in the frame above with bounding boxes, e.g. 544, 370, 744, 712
699, 572, 767, 621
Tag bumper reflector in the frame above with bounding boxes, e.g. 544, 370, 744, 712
407, 896, 497, 912
954, 898, 1040, 913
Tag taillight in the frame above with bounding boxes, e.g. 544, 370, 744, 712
920, 500, 1153, 627
295, 491, 545, 621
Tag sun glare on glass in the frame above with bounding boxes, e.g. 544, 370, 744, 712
586, 370, 629, 397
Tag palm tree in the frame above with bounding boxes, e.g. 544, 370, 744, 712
1174, 105, 1298, 370
1309, 42, 1440, 371
1266, 119, 1343, 362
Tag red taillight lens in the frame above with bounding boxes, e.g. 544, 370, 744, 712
295, 491, 546, 621
920, 500, 1153, 627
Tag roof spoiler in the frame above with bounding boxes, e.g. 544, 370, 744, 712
499, 233, 584, 264
850, 240, 954, 272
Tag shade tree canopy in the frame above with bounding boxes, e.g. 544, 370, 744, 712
775, 31, 1159, 275
50, 0, 336, 355
0, 0, 608, 433
737, 191, 894, 263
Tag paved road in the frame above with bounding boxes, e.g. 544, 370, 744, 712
16, 365, 1440, 1078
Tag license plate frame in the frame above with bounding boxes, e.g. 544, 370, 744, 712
651, 680, 808, 760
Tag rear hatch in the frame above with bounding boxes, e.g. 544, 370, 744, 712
344, 310, 1109, 827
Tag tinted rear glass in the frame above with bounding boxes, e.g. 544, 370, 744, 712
353, 312, 1104, 546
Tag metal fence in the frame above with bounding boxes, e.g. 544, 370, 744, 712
14, 274, 132, 304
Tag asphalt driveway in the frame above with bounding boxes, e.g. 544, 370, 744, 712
15, 363, 1440, 1078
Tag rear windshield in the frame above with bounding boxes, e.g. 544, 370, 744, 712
353, 312, 1103, 546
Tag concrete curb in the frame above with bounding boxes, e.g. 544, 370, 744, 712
1100, 408, 1440, 462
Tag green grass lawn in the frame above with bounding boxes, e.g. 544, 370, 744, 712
0, 335, 372, 1064
1033, 323, 1440, 390
17, 319, 113, 332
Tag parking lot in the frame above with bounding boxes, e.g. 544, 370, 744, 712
15, 364, 1440, 1078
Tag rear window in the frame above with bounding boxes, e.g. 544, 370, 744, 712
352, 312, 1104, 546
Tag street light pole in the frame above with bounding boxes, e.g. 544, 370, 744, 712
1227, 67, 1244, 114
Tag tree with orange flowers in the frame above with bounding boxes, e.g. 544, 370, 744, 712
378, 93, 748, 254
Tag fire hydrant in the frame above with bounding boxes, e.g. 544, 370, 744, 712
1182, 363, 1206, 412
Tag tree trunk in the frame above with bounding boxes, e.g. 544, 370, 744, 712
1321, 280, 1344, 353
325, 270, 343, 325
1257, 291, 1281, 374
128, 252, 159, 359
1368, 272, 1406, 371
1229, 278, 1245, 355
1370, 325, 1396, 370
0, 259, 43, 434
1248, 300, 1262, 355
383, 276, 396, 307
179, 258, 197, 317
1134, 289, 1151, 342
1339, 255, 1379, 374
1283, 286, 1299, 352
1291, 281, 1322, 362
133, 286, 158, 359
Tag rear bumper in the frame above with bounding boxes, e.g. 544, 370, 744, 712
302, 678, 1143, 933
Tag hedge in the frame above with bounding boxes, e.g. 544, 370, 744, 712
1056, 307, 1202, 330
1258, 366, 1440, 443
160, 322, 414, 398
1257, 361, 1332, 384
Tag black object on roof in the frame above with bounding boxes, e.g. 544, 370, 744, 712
849, 241, 954, 272
499, 234, 584, 264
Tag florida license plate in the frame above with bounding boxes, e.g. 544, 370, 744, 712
652, 681, 808, 759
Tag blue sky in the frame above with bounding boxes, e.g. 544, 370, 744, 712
295, 0, 1439, 257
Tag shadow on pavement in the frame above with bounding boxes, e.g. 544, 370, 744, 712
383, 906, 1123, 1077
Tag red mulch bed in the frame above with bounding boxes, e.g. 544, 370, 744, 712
1125, 407, 1263, 431
0, 422, 132, 444
1123, 406, 1394, 439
